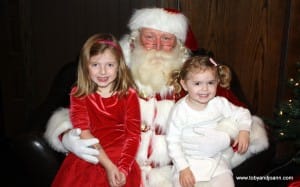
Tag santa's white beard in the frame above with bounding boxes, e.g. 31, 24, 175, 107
130, 43, 186, 95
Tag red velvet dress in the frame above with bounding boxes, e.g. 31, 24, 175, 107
52, 88, 141, 187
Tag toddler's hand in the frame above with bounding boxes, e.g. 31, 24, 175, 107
179, 167, 195, 187
233, 130, 249, 154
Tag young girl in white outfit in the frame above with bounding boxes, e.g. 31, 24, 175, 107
166, 56, 252, 187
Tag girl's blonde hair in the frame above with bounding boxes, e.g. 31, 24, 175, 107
170, 56, 232, 93
73, 33, 136, 97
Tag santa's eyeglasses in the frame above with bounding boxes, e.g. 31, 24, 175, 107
139, 28, 177, 51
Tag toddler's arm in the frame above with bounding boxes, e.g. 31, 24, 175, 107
232, 130, 250, 154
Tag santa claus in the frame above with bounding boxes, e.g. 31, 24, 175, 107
44, 7, 269, 187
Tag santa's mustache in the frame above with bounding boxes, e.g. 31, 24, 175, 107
144, 49, 177, 62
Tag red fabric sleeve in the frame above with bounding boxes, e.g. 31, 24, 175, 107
69, 87, 90, 130
216, 85, 248, 108
117, 89, 141, 176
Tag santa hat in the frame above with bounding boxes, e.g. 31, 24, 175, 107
128, 7, 198, 51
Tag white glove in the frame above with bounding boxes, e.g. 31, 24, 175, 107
182, 128, 230, 157
62, 128, 100, 164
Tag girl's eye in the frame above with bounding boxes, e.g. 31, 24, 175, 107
108, 63, 115, 67
208, 81, 217, 85
91, 63, 98, 67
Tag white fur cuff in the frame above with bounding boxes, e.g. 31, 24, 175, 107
44, 108, 72, 153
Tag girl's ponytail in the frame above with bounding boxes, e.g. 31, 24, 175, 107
218, 65, 231, 89
169, 70, 182, 94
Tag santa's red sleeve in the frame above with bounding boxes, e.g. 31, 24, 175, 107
216, 85, 248, 108
288, 176, 300, 187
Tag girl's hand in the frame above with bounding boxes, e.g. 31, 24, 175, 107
116, 171, 126, 187
233, 130, 250, 154
179, 167, 196, 187
106, 164, 122, 187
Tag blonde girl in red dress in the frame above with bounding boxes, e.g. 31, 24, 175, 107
51, 33, 141, 187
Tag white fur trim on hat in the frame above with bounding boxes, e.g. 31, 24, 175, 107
44, 107, 72, 153
128, 8, 188, 42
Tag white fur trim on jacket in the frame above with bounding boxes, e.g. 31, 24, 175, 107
141, 165, 173, 187
119, 34, 131, 66
216, 115, 269, 168
136, 98, 175, 166
44, 107, 72, 153
128, 8, 188, 42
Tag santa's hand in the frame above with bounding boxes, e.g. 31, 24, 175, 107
62, 128, 100, 164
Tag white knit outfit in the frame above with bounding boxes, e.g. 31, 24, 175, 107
166, 95, 252, 187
